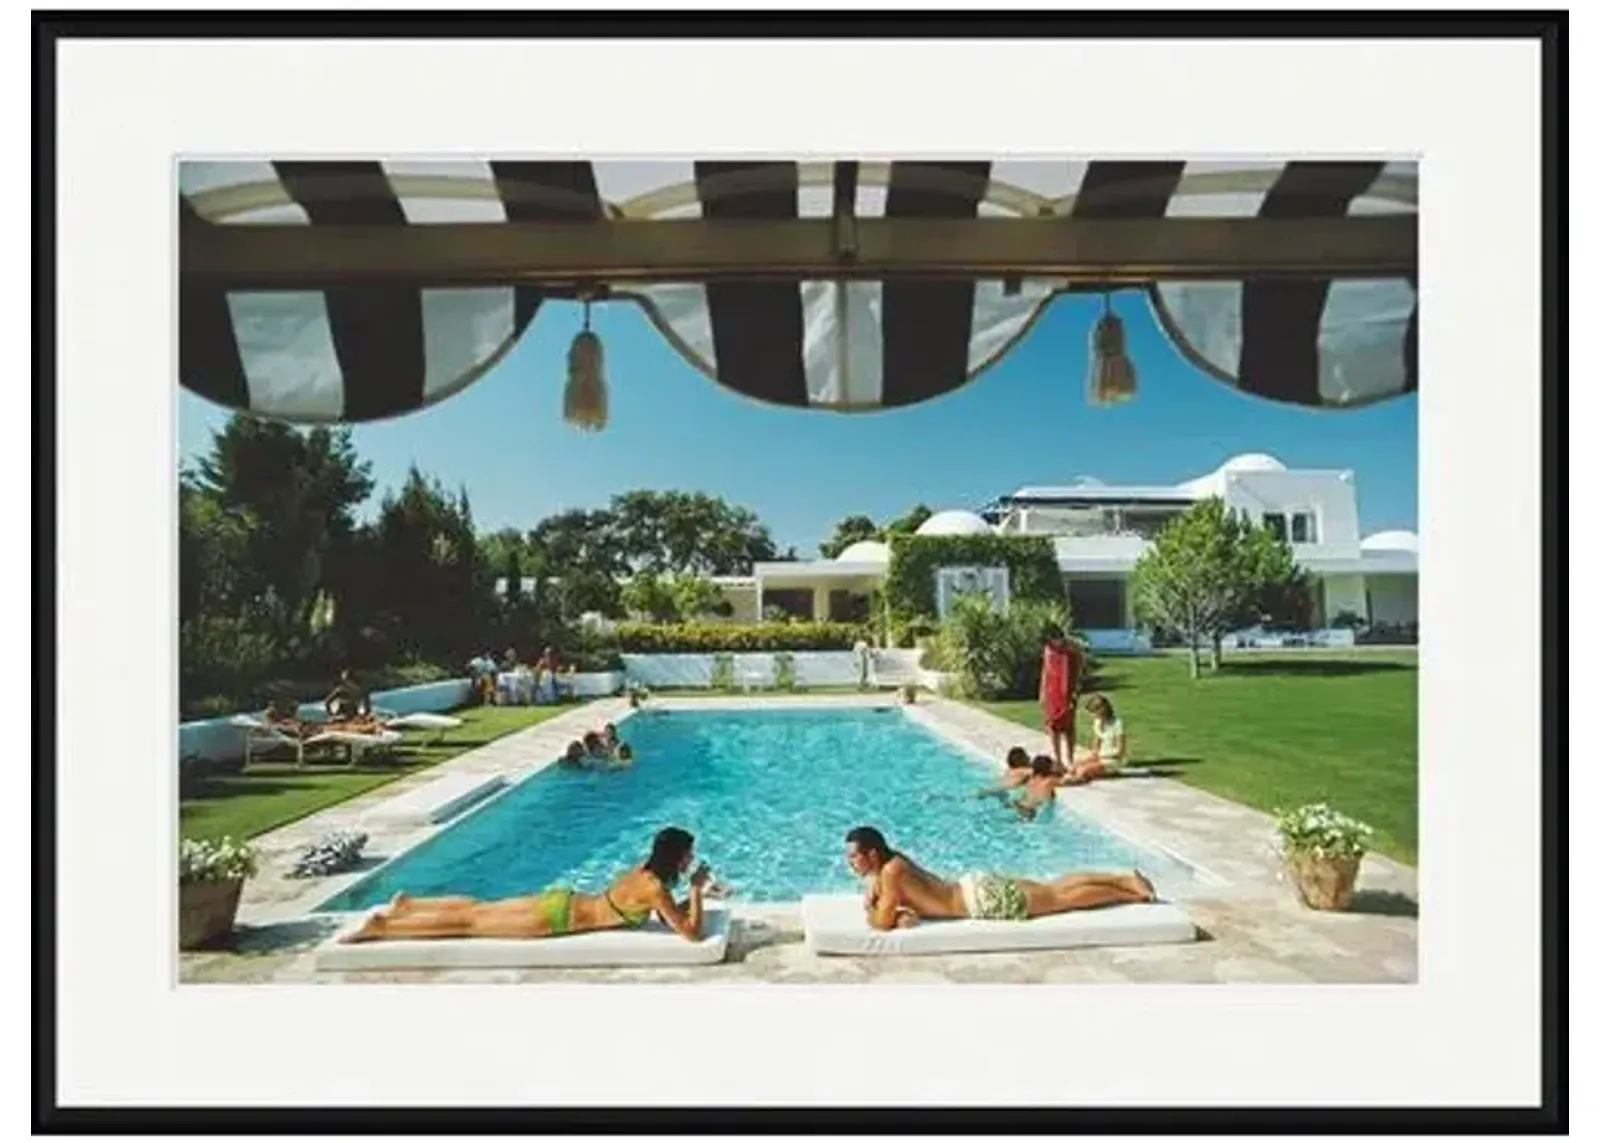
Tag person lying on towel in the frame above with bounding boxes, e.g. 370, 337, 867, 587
974, 747, 1033, 799
843, 824, 1155, 930
340, 827, 714, 944
1007, 755, 1064, 821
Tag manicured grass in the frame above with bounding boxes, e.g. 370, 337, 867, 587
976, 650, 1418, 864
179, 704, 582, 843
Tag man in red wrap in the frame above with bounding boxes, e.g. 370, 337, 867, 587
1039, 624, 1079, 772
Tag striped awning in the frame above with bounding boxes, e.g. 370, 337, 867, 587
179, 159, 1417, 423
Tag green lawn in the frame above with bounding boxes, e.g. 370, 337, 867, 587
977, 650, 1418, 864
179, 705, 581, 842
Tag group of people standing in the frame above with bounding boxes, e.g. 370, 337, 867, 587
468, 646, 575, 707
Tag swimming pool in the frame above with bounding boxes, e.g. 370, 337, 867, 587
321, 706, 1200, 909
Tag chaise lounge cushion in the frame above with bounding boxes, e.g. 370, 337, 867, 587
800, 893, 1195, 957
315, 902, 733, 971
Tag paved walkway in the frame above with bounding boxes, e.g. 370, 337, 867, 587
181, 694, 1417, 985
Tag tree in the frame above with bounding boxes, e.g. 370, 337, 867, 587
1129, 497, 1303, 677
609, 490, 779, 574
818, 514, 880, 559
191, 414, 373, 649
621, 571, 682, 623
369, 467, 484, 661
672, 574, 727, 620
883, 504, 934, 539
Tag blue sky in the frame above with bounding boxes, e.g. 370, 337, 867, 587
178, 293, 1417, 555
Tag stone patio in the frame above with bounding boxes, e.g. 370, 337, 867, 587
180, 694, 1417, 985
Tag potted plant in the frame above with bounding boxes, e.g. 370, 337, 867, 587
178, 836, 258, 950
1274, 803, 1375, 911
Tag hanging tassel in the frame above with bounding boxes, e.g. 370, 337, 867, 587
1088, 292, 1137, 406
564, 299, 608, 431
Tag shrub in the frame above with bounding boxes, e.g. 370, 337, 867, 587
382, 660, 452, 688
614, 621, 869, 653
773, 651, 797, 691
179, 836, 259, 885
1275, 804, 1376, 862
289, 830, 369, 879
940, 595, 1074, 700
710, 653, 735, 691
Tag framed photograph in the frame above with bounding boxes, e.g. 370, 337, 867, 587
37, 11, 1566, 1133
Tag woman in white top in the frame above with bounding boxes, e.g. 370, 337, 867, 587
1064, 693, 1127, 784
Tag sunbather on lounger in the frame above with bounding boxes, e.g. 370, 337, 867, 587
341, 827, 714, 944
265, 697, 310, 738
324, 668, 372, 722
843, 825, 1155, 930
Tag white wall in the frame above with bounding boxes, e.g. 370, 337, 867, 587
1225, 470, 1362, 553
1319, 573, 1368, 624
621, 650, 921, 690
1366, 574, 1419, 625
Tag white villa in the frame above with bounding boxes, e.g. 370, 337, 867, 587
717, 453, 1418, 649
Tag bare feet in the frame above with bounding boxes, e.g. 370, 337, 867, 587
340, 911, 385, 944
1132, 869, 1158, 902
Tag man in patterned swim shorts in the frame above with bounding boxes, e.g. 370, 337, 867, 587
843, 825, 1157, 930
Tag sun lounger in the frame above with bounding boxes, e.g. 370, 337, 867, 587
303, 727, 404, 767
800, 893, 1196, 957
376, 710, 465, 744
230, 713, 307, 769
315, 902, 733, 971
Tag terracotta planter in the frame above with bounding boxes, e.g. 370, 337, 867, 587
1286, 851, 1362, 911
179, 878, 244, 950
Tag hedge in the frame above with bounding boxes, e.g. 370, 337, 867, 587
613, 621, 871, 653
883, 535, 1066, 628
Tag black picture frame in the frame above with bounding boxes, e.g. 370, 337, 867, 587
33, 10, 1567, 1134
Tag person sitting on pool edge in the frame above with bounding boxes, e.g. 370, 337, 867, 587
1060, 694, 1128, 785
1008, 755, 1064, 821
843, 824, 1156, 930
974, 747, 1033, 799
340, 826, 716, 944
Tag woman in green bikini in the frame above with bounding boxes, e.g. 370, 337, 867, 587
340, 827, 715, 944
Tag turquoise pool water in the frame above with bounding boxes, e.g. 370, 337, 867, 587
321, 707, 1197, 909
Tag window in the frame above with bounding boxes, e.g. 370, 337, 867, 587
1067, 579, 1127, 629
1262, 512, 1287, 542
1291, 512, 1318, 543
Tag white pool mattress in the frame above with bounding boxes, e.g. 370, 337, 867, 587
801, 893, 1196, 957
315, 903, 732, 971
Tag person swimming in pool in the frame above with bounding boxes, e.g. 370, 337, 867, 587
581, 730, 610, 761
339, 827, 714, 944
558, 740, 587, 768
1008, 755, 1064, 821
843, 824, 1155, 930
609, 742, 636, 769
974, 747, 1033, 799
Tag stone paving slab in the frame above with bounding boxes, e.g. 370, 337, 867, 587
181, 694, 1416, 984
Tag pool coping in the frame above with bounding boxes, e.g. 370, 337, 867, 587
228, 691, 1248, 928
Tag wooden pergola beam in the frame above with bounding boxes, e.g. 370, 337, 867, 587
180, 214, 1416, 289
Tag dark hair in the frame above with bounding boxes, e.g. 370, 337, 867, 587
1031, 754, 1056, 776
1042, 622, 1065, 643
1005, 746, 1030, 770
564, 740, 584, 759
1084, 693, 1116, 720
603, 723, 618, 736
582, 731, 602, 751
845, 825, 894, 861
643, 827, 694, 885
618, 743, 634, 761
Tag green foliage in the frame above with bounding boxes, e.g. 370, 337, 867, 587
710, 653, 735, 691
818, 514, 880, 559
1129, 498, 1308, 676
621, 570, 682, 622
1275, 803, 1376, 861
613, 621, 869, 653
937, 595, 1073, 700
882, 534, 1065, 634
773, 651, 797, 691
672, 575, 727, 620
882, 504, 934, 539
179, 836, 259, 884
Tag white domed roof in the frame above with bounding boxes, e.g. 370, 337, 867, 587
1361, 530, 1419, 553
915, 509, 995, 537
1218, 452, 1287, 474
836, 539, 890, 564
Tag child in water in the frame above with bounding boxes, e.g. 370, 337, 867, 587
975, 747, 1034, 799
1009, 755, 1064, 821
